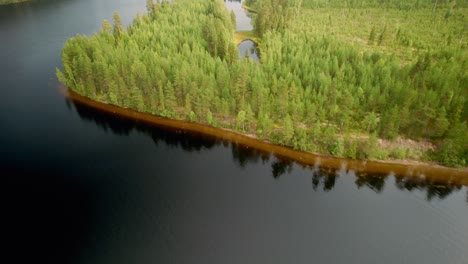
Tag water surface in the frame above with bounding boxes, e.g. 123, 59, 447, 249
238, 39, 260, 60
0, 0, 467, 264
225, 0, 253, 31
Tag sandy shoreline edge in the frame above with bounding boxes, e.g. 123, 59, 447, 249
61, 86, 468, 185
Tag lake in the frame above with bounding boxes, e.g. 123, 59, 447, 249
0, 0, 467, 263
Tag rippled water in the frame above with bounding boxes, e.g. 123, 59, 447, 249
0, 0, 467, 264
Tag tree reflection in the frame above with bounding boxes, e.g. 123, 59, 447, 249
355, 172, 388, 193
70, 98, 220, 152
70, 98, 134, 136
231, 143, 271, 168
395, 176, 426, 191
395, 176, 463, 201
312, 167, 337, 191
426, 184, 461, 200
271, 159, 292, 178
68, 98, 467, 203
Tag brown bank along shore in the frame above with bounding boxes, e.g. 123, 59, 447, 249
61, 87, 468, 186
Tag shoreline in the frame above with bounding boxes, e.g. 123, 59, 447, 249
61, 86, 468, 186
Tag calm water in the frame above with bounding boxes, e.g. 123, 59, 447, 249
0, 0, 467, 264
225, 0, 259, 60
225, 0, 253, 31
238, 39, 260, 60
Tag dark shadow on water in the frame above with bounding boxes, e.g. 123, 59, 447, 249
68, 97, 467, 203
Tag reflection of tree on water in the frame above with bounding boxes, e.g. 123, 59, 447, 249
312, 166, 337, 191
426, 184, 462, 200
68, 98, 134, 136
69, 98, 467, 203
70, 98, 220, 152
231, 143, 271, 168
395, 176, 462, 201
271, 159, 293, 179
355, 172, 388, 193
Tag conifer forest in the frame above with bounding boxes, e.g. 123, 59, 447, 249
57, 0, 468, 167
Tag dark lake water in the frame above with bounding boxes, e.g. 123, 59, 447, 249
0, 0, 467, 263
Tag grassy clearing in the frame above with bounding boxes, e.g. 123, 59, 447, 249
289, 7, 467, 63
234, 30, 260, 45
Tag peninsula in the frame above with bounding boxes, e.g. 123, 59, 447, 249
57, 0, 467, 168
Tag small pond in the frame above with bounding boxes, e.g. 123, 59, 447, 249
238, 39, 260, 61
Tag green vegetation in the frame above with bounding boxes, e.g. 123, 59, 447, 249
0, 0, 28, 5
57, 0, 467, 167
234, 31, 259, 45
300, 0, 468, 9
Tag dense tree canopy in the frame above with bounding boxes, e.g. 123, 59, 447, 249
58, 0, 467, 167
0, 0, 27, 5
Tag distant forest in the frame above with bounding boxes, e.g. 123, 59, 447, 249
57, 0, 467, 167
286, 0, 468, 8
0, 0, 27, 5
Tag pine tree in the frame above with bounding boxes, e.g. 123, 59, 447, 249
283, 114, 294, 145
368, 26, 376, 45
113, 12, 124, 40
236, 110, 246, 132
146, 0, 154, 13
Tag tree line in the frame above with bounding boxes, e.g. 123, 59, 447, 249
0, 0, 28, 5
